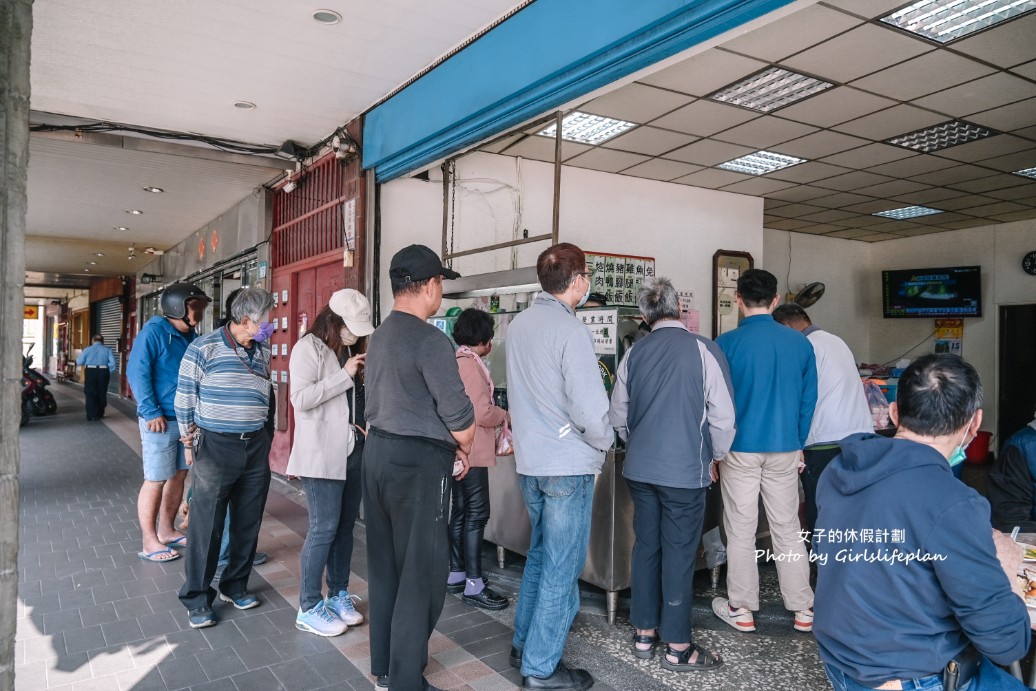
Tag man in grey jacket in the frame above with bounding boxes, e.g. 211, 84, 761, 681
506, 242, 613, 691
609, 277, 734, 671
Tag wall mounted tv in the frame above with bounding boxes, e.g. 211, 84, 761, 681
882, 266, 982, 319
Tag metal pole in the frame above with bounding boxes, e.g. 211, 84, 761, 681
551, 111, 562, 244
0, 1, 33, 689
441, 160, 450, 261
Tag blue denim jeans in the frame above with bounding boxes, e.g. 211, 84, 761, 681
513, 474, 594, 678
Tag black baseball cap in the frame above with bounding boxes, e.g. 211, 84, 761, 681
389, 244, 460, 284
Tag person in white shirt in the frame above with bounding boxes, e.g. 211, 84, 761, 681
772, 304, 873, 548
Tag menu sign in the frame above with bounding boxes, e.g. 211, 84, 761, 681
585, 252, 655, 307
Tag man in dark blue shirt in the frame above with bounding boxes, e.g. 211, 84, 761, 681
815, 354, 1029, 690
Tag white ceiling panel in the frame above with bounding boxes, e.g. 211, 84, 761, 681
711, 117, 818, 149
777, 131, 871, 159
832, 104, 948, 140
819, 142, 917, 168
564, 149, 651, 174
579, 83, 694, 124
776, 87, 897, 128
620, 159, 704, 182
780, 23, 932, 83
950, 12, 1036, 68
600, 127, 699, 156
850, 51, 997, 101
968, 99, 1036, 132
720, 4, 862, 63
912, 73, 1036, 118
651, 101, 760, 137
31, 0, 523, 147
638, 49, 767, 97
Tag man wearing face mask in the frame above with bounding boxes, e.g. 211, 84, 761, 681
127, 282, 211, 564
814, 354, 1030, 691
505, 243, 613, 691
174, 286, 277, 629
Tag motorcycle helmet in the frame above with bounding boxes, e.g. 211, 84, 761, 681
160, 282, 211, 326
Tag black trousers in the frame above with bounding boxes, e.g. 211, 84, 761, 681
448, 466, 490, 578
627, 479, 707, 644
802, 445, 843, 549
363, 428, 453, 691
83, 367, 110, 420
179, 427, 272, 611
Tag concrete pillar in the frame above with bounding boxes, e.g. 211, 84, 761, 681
0, 0, 32, 689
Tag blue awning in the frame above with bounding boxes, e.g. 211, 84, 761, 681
363, 0, 792, 182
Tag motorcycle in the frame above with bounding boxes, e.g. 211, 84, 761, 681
23, 344, 57, 417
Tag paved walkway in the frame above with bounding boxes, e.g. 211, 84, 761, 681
15, 383, 831, 690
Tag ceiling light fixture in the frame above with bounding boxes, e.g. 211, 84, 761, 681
873, 205, 945, 219
717, 150, 807, 175
126, 209, 143, 215
234, 101, 257, 110
142, 186, 164, 193
312, 9, 342, 24
94, 253, 105, 257
1013, 166, 1036, 179
886, 120, 997, 152
708, 67, 834, 113
538, 112, 637, 145
114, 226, 129, 231
83, 268, 91, 273
89, 261, 97, 265
880, 0, 1036, 43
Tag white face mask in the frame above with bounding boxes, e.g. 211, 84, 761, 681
576, 273, 591, 308
340, 327, 358, 346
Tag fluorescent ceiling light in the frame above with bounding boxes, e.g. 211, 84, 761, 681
886, 120, 996, 152
1013, 166, 1036, 179
708, 67, 833, 113
717, 151, 807, 175
873, 205, 944, 219
881, 0, 1036, 43
538, 112, 637, 145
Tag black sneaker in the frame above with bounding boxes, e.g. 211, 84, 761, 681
462, 586, 509, 611
375, 674, 389, 688
510, 646, 523, 668
188, 606, 217, 629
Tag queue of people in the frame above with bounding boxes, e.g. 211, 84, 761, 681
123, 242, 1033, 691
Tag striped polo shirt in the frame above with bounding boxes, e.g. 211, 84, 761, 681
174, 326, 271, 436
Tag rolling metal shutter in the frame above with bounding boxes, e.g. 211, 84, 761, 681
96, 297, 122, 393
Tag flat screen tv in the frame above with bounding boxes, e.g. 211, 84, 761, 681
882, 266, 982, 319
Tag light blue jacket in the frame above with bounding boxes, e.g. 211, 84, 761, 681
126, 316, 197, 421
505, 293, 613, 476
76, 343, 116, 369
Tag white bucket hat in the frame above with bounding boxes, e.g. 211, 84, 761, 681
328, 289, 375, 337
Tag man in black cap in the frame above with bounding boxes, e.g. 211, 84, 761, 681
363, 244, 475, 691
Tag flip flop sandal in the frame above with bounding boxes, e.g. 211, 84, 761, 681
165, 536, 188, 549
631, 632, 660, 659
660, 643, 723, 672
138, 548, 181, 563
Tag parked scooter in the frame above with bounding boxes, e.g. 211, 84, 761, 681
23, 344, 57, 417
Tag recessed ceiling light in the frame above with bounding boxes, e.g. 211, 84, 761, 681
89, 261, 97, 265
716, 150, 807, 175
83, 268, 91, 272
873, 205, 944, 219
94, 253, 105, 257
1013, 166, 1036, 179
142, 186, 164, 193
886, 120, 997, 152
127, 255, 136, 260
312, 9, 342, 24
708, 67, 833, 113
234, 101, 257, 110
538, 112, 637, 145
113, 226, 129, 231
126, 209, 143, 215
880, 0, 1036, 43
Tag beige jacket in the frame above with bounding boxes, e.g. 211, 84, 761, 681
286, 333, 356, 480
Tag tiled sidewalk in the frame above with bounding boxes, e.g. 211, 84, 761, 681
15, 384, 833, 690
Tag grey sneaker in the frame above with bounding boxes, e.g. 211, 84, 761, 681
326, 590, 364, 626
296, 602, 348, 637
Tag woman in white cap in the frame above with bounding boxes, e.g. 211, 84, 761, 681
287, 289, 374, 636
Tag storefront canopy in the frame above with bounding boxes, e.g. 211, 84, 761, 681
363, 0, 793, 182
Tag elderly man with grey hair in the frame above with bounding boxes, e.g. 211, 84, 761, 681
608, 276, 736, 671
174, 286, 277, 629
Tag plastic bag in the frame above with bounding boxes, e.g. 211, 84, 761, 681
864, 379, 891, 430
496, 421, 514, 456
702, 526, 726, 570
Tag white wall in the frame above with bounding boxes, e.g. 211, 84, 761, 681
763, 229, 873, 363
379, 152, 765, 337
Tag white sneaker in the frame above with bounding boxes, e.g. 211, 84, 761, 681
295, 602, 347, 637
794, 608, 814, 633
326, 590, 364, 626
712, 597, 756, 632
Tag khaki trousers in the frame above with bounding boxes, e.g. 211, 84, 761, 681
719, 450, 813, 612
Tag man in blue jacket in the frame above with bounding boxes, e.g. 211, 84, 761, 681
815, 354, 1030, 690
713, 269, 817, 634
76, 334, 117, 420
126, 282, 210, 563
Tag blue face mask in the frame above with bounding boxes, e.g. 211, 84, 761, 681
576, 274, 591, 308
948, 416, 975, 467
